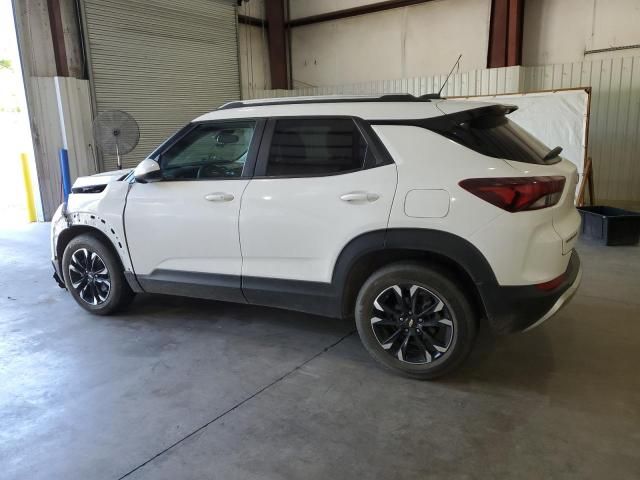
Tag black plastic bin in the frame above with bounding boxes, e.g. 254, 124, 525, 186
577, 206, 640, 246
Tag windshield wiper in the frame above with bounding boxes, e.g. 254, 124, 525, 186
543, 146, 563, 161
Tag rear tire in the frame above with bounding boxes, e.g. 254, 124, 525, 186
355, 262, 477, 379
62, 234, 134, 315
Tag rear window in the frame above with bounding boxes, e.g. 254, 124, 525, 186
433, 113, 557, 165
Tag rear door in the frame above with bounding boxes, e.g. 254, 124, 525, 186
239, 117, 397, 301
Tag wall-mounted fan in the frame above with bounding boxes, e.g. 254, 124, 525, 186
92, 110, 140, 170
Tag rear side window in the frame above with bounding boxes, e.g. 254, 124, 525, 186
265, 118, 371, 176
434, 113, 554, 165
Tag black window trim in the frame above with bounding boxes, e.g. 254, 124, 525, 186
252, 115, 394, 179
366, 104, 559, 165
143, 118, 267, 182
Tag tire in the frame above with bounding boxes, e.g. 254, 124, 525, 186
62, 233, 134, 315
355, 262, 477, 379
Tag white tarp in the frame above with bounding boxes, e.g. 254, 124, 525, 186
458, 89, 590, 175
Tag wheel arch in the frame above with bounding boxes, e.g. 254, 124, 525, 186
333, 229, 497, 321
56, 225, 124, 273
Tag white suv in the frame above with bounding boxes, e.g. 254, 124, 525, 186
51, 94, 582, 378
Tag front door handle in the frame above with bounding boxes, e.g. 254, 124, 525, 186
340, 191, 380, 203
204, 192, 234, 202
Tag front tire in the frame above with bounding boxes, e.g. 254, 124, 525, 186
355, 262, 477, 379
62, 234, 134, 315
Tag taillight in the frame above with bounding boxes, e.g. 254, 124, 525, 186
458, 176, 566, 212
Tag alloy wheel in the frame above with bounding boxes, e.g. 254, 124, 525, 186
370, 284, 454, 364
68, 248, 111, 305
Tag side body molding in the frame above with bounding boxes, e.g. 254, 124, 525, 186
243, 229, 498, 321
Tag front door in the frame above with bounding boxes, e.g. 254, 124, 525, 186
125, 119, 263, 302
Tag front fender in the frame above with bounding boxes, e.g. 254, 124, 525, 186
51, 182, 134, 275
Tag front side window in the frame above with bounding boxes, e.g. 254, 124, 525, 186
265, 118, 371, 176
160, 121, 255, 180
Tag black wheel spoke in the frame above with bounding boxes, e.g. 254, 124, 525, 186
380, 328, 404, 350
374, 300, 399, 319
397, 332, 411, 361
416, 298, 444, 318
414, 334, 433, 363
371, 316, 398, 327
390, 285, 405, 308
410, 285, 420, 313
370, 284, 454, 365
422, 331, 447, 354
421, 316, 451, 328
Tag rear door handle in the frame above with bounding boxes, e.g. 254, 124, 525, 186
204, 192, 234, 202
340, 191, 380, 203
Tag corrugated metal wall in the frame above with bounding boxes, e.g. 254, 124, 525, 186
82, 0, 240, 170
247, 58, 640, 205
523, 58, 640, 204
247, 66, 523, 99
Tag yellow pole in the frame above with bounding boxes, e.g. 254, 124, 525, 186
20, 153, 37, 223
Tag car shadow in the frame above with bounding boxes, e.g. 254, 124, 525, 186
120, 292, 353, 335
443, 319, 556, 394
123, 293, 556, 392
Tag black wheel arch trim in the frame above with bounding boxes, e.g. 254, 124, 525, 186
54, 218, 142, 292
331, 228, 497, 318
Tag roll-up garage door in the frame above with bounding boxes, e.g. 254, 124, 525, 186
81, 0, 240, 171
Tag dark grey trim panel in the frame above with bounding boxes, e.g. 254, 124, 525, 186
242, 276, 338, 318
137, 270, 247, 303
124, 271, 144, 293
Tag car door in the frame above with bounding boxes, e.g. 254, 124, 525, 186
239, 116, 397, 309
124, 119, 264, 302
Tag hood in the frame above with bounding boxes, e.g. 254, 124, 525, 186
72, 168, 132, 192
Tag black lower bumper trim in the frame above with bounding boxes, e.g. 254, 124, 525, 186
479, 251, 581, 334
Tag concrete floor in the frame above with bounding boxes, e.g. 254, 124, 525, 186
1, 223, 639, 480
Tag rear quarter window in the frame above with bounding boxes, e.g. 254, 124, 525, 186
430, 111, 557, 165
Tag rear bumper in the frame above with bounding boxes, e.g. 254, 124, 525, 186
480, 250, 581, 334
522, 265, 582, 331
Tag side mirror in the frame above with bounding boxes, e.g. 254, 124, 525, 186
133, 159, 162, 183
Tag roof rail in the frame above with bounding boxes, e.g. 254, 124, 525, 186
217, 93, 442, 110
